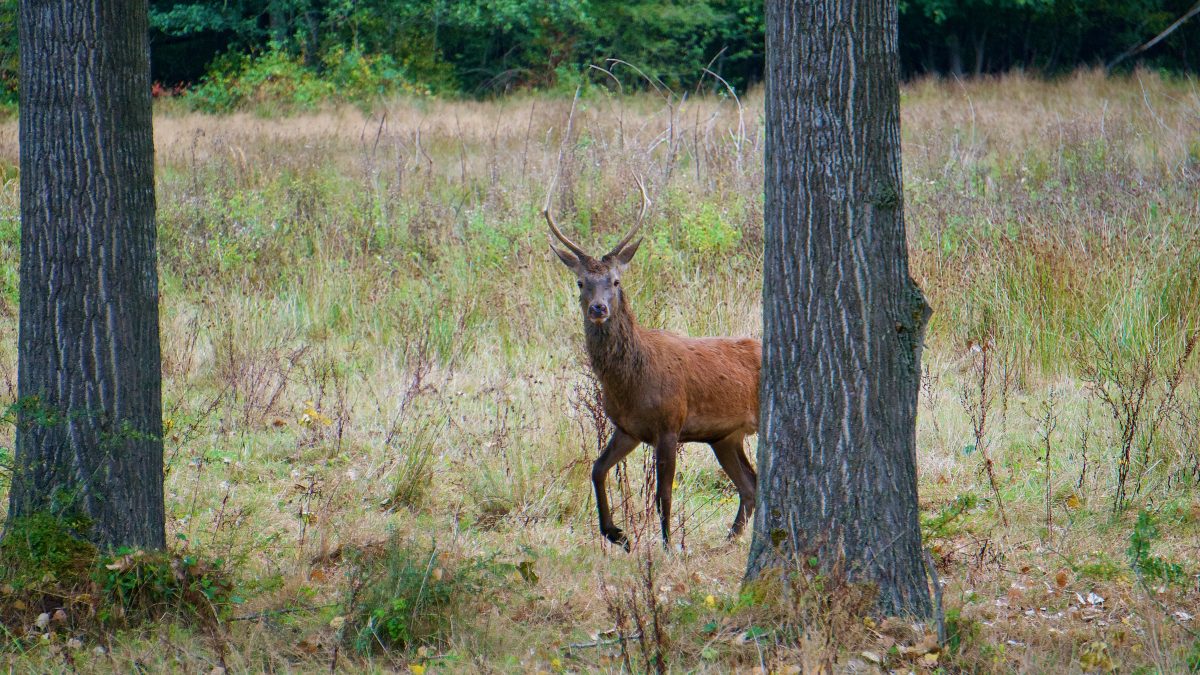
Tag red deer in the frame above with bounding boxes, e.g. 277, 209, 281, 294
546, 178, 761, 549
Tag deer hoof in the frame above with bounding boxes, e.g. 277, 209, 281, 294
603, 527, 630, 551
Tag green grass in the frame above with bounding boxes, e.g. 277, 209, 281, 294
0, 68, 1197, 671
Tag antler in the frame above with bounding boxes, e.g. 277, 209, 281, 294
606, 175, 650, 258
543, 178, 590, 259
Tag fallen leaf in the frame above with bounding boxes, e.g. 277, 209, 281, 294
1079, 641, 1113, 672
297, 638, 319, 654
1055, 570, 1069, 588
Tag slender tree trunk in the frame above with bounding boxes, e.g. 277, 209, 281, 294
11, 0, 165, 550
303, 2, 322, 69
269, 1, 290, 46
973, 28, 988, 75
947, 34, 964, 76
747, 0, 933, 618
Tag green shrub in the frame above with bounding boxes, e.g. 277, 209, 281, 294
346, 534, 493, 654
95, 548, 233, 627
1127, 510, 1187, 586
0, 512, 232, 642
680, 202, 742, 256
185, 45, 419, 114
0, 511, 97, 589
921, 492, 977, 540
187, 48, 333, 113
944, 607, 982, 656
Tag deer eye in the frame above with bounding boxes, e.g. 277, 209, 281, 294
613, 279, 620, 287
576, 280, 583, 288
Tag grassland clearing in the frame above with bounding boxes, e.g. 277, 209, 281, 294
0, 69, 1198, 672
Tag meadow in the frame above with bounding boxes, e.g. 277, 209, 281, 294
0, 69, 1198, 672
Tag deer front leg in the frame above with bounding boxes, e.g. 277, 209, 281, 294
654, 432, 679, 547
592, 427, 640, 550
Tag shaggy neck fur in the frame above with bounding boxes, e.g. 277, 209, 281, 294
584, 290, 647, 392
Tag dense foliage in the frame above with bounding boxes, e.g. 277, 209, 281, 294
2, 0, 1200, 106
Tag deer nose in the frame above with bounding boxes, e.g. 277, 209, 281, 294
588, 303, 609, 318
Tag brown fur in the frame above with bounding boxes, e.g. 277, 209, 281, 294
585, 292, 760, 445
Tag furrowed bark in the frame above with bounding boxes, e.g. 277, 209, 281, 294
10, 0, 165, 550
747, 0, 932, 618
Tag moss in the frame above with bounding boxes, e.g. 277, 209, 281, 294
869, 181, 902, 210
0, 511, 98, 589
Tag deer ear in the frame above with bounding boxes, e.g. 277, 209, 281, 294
613, 237, 642, 267
551, 244, 582, 270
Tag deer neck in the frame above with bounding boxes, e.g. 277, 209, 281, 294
584, 291, 647, 391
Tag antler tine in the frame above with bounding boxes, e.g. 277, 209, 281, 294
543, 177, 589, 259
607, 175, 650, 258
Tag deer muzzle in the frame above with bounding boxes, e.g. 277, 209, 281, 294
588, 302, 609, 323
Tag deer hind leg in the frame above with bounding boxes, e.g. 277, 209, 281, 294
737, 443, 757, 484
592, 427, 640, 550
654, 432, 680, 547
710, 433, 757, 539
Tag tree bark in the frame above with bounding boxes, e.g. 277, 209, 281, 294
747, 0, 932, 618
947, 34, 964, 77
11, 0, 165, 550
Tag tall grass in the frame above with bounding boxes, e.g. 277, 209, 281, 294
0, 68, 1196, 671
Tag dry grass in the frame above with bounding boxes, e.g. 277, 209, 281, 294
0, 68, 1197, 672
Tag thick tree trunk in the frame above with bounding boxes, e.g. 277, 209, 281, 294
11, 0, 165, 550
747, 0, 932, 618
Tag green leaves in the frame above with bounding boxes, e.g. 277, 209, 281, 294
1127, 510, 1187, 587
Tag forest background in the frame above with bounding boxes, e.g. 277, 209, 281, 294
4, 0, 1200, 109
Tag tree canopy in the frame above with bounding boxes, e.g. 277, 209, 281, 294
1, 0, 1198, 105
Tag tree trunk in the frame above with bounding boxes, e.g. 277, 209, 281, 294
11, 0, 165, 550
973, 28, 988, 76
269, 1, 291, 46
947, 33, 964, 76
303, 4, 322, 69
747, 0, 933, 618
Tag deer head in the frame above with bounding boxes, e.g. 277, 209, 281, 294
546, 177, 650, 325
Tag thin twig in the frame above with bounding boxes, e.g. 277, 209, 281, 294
567, 630, 644, 650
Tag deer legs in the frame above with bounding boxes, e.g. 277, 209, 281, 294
592, 428, 640, 550
592, 428, 681, 549
710, 433, 757, 539
654, 433, 679, 547
595, 429, 756, 549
